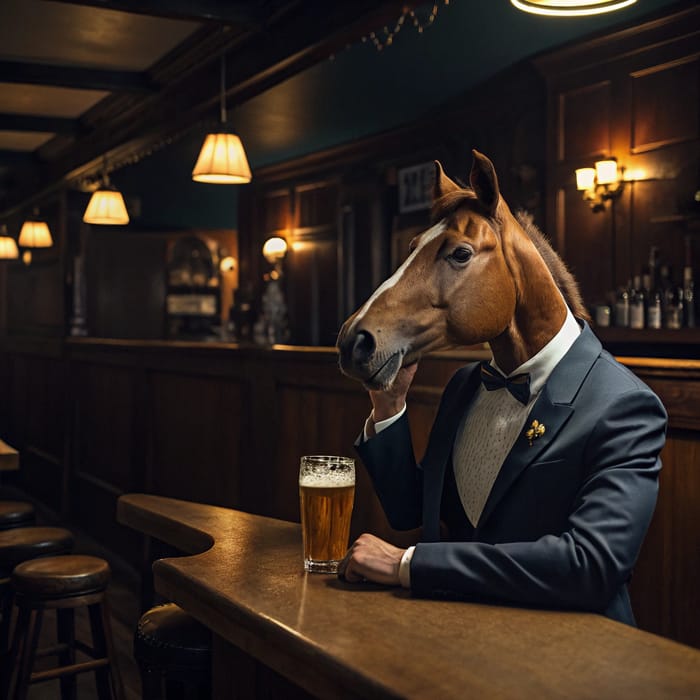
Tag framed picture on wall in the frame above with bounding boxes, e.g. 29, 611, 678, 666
398, 162, 435, 214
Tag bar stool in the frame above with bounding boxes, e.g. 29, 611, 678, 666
0, 501, 36, 531
6, 553, 125, 700
134, 602, 211, 699
0, 526, 74, 656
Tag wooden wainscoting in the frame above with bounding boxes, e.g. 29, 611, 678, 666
1, 338, 699, 649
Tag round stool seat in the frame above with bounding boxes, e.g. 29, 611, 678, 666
12, 554, 110, 600
135, 603, 211, 670
0, 526, 74, 575
0, 501, 35, 530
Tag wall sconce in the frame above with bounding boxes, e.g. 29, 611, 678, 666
262, 236, 287, 278
19, 209, 53, 247
0, 224, 19, 259
575, 159, 624, 213
192, 54, 251, 184
83, 180, 130, 225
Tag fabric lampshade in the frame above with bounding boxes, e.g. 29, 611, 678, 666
18, 219, 53, 247
0, 235, 19, 259
192, 132, 252, 184
83, 188, 130, 225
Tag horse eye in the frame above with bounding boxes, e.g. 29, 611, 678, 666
450, 247, 473, 264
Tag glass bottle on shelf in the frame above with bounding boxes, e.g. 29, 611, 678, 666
644, 249, 662, 330
684, 266, 696, 328
614, 281, 630, 328
629, 275, 645, 330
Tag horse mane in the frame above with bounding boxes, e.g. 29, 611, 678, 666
433, 189, 590, 321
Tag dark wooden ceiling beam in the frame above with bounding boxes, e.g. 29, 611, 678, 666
0, 0, 408, 215
43, 0, 268, 26
0, 114, 81, 135
0, 150, 37, 166
0, 60, 155, 93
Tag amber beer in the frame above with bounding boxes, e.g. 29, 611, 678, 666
299, 456, 355, 573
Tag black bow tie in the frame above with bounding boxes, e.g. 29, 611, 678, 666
480, 362, 531, 405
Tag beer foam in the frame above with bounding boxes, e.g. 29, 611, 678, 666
299, 462, 355, 488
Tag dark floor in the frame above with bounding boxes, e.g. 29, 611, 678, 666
3, 487, 143, 700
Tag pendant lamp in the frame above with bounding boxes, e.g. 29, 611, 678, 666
510, 0, 637, 16
19, 209, 53, 248
192, 54, 251, 184
0, 224, 19, 259
83, 174, 130, 225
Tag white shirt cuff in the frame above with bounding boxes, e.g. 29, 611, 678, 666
362, 404, 407, 442
398, 546, 415, 588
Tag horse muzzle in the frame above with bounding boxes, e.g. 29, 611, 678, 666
336, 324, 404, 390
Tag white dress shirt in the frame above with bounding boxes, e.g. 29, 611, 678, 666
364, 309, 582, 588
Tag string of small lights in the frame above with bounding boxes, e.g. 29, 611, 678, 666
361, 1, 450, 52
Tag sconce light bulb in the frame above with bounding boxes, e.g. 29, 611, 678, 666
575, 168, 596, 192
595, 160, 618, 186
262, 236, 288, 264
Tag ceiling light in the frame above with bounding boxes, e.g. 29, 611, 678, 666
192, 54, 251, 184
0, 224, 19, 259
83, 184, 130, 225
510, 0, 637, 17
19, 210, 53, 247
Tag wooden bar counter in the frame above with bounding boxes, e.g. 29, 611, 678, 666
117, 493, 700, 700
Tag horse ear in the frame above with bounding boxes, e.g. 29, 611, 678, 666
469, 149, 500, 215
433, 160, 460, 200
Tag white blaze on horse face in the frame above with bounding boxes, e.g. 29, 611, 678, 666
351, 220, 447, 327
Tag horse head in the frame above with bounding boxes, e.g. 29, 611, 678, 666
337, 150, 579, 389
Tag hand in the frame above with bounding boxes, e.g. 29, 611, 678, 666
369, 362, 419, 422
338, 533, 405, 586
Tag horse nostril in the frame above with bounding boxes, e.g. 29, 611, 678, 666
352, 330, 376, 363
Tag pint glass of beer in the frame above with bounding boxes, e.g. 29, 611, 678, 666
299, 455, 355, 573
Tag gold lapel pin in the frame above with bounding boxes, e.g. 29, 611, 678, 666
525, 419, 546, 447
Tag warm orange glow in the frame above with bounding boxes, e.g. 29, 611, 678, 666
83, 188, 130, 225
575, 168, 596, 191
0, 235, 19, 259
192, 133, 252, 184
262, 236, 288, 263
18, 219, 53, 247
510, 0, 637, 17
595, 160, 619, 186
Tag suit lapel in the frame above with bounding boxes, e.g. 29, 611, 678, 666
477, 321, 602, 529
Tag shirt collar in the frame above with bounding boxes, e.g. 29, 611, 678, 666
491, 308, 581, 399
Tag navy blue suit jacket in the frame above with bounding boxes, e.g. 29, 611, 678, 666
356, 322, 667, 625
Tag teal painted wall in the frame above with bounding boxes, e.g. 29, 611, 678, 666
115, 0, 682, 229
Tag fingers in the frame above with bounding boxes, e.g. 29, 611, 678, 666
337, 533, 404, 586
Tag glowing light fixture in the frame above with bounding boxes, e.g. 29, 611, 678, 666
83, 178, 130, 225
0, 224, 18, 259
19, 210, 53, 247
510, 0, 637, 17
192, 54, 251, 184
575, 158, 624, 213
262, 237, 288, 264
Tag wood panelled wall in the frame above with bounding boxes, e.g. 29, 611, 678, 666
1, 338, 699, 649
537, 6, 700, 306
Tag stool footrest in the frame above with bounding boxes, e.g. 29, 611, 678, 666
31, 657, 109, 683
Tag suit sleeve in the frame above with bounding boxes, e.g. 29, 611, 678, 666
409, 387, 667, 614
355, 414, 423, 530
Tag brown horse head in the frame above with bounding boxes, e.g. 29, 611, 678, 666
337, 150, 588, 390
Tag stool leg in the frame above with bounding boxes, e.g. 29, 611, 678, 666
0, 583, 13, 653
14, 608, 43, 700
88, 599, 125, 700
57, 607, 77, 700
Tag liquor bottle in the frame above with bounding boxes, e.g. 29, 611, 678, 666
629, 275, 645, 330
659, 264, 683, 330
614, 281, 630, 328
645, 248, 662, 329
684, 266, 696, 328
